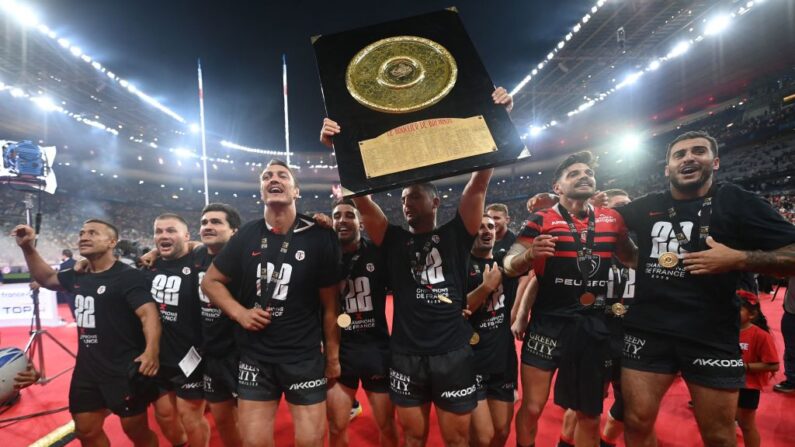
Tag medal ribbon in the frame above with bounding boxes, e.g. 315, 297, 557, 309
556, 204, 596, 301
665, 186, 716, 253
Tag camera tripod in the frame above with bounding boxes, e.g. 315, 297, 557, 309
21, 193, 76, 384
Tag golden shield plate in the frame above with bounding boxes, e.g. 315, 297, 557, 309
346, 36, 458, 113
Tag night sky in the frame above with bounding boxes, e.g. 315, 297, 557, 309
31, 0, 585, 153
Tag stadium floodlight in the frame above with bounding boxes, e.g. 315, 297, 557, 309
619, 133, 643, 153
704, 14, 731, 36
10, 87, 26, 98
189, 123, 200, 133
174, 147, 194, 158
618, 71, 643, 89
529, 126, 544, 137
31, 95, 60, 112
0, 0, 39, 27
69, 46, 82, 57
648, 59, 661, 70
668, 41, 691, 58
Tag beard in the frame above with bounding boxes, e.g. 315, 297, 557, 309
670, 168, 712, 193
567, 189, 594, 200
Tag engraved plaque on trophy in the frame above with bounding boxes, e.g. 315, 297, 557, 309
313, 8, 526, 196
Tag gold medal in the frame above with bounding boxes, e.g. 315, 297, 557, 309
469, 332, 480, 345
579, 292, 596, 306
337, 313, 352, 328
658, 251, 679, 269
437, 294, 453, 304
611, 303, 627, 316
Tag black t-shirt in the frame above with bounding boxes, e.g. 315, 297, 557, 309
145, 253, 203, 368
212, 215, 342, 363
58, 262, 153, 380
382, 213, 475, 355
339, 238, 390, 365
493, 230, 516, 257
617, 183, 795, 347
466, 252, 518, 373
194, 245, 238, 357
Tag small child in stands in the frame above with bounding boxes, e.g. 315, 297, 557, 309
736, 289, 779, 447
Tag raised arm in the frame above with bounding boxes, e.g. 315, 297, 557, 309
319, 284, 341, 379
459, 169, 493, 235
11, 225, 62, 290
133, 302, 161, 377
352, 196, 389, 246
201, 264, 271, 331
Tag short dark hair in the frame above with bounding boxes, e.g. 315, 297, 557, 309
332, 197, 357, 210
201, 203, 242, 230
155, 213, 189, 229
83, 219, 119, 240
408, 182, 438, 199
265, 159, 299, 188
486, 203, 509, 216
603, 189, 630, 199
553, 151, 598, 184
62, 249, 73, 258
666, 131, 719, 161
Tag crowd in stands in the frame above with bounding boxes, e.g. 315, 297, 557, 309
2, 74, 794, 270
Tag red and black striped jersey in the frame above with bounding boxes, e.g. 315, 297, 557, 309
518, 204, 629, 317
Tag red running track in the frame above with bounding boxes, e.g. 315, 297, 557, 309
1, 291, 794, 446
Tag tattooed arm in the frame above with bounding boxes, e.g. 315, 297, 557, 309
684, 238, 795, 276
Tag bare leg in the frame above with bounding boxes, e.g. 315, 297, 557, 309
119, 412, 158, 447
327, 381, 356, 447
573, 411, 600, 447
687, 381, 738, 447
621, 368, 675, 447
469, 399, 494, 447
176, 396, 210, 447
153, 392, 188, 445
736, 408, 760, 447
396, 404, 431, 447
237, 399, 278, 447
486, 399, 514, 447
289, 400, 327, 447
365, 390, 399, 447
560, 409, 577, 444
437, 406, 472, 447
209, 399, 243, 447
72, 411, 110, 447
515, 365, 554, 446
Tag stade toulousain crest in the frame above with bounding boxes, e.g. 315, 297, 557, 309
577, 254, 601, 278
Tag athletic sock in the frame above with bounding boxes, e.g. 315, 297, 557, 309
557, 435, 575, 447
600, 436, 617, 447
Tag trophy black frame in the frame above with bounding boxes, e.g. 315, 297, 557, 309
313, 8, 526, 196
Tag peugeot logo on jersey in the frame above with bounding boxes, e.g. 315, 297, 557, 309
97, 285, 106, 295
432, 235, 440, 244
182, 267, 191, 275
295, 250, 305, 261
366, 263, 375, 272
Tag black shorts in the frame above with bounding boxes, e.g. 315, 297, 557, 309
523, 315, 612, 415
204, 352, 238, 403
738, 388, 760, 410
237, 352, 327, 405
521, 316, 566, 370
389, 345, 477, 414
157, 364, 205, 400
622, 328, 745, 390
338, 346, 389, 393
475, 371, 517, 403
69, 373, 151, 417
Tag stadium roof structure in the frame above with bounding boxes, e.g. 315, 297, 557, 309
509, 0, 795, 144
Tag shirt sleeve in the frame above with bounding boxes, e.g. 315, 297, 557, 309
122, 269, 156, 311
517, 213, 544, 244
213, 223, 247, 279
56, 268, 76, 293
732, 187, 795, 251
448, 212, 476, 248
757, 329, 779, 364
615, 198, 643, 232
